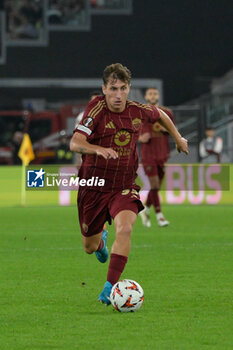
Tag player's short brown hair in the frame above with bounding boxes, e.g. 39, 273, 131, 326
103, 63, 131, 85
145, 87, 159, 93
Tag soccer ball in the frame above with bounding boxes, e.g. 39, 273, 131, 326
110, 279, 144, 312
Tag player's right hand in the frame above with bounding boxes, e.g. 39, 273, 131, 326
176, 137, 189, 155
95, 146, 118, 159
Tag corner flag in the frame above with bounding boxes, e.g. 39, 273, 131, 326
18, 133, 35, 166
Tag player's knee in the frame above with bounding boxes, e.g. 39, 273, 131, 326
83, 242, 97, 254
151, 184, 160, 190
149, 176, 160, 189
116, 223, 132, 238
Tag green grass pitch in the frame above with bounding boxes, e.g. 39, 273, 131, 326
0, 205, 232, 350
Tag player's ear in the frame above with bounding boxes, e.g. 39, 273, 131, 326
102, 85, 106, 95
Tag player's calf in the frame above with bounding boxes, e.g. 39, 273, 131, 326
112, 223, 132, 256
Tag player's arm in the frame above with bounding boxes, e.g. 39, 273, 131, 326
158, 109, 188, 155
139, 119, 151, 143
70, 132, 118, 160
161, 109, 175, 133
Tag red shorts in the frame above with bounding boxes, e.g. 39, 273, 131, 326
77, 187, 144, 237
143, 162, 165, 180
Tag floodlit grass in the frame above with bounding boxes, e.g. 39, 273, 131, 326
0, 205, 232, 349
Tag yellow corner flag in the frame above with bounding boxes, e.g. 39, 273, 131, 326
18, 133, 35, 206
18, 133, 35, 166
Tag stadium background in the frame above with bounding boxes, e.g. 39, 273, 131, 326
0, 1, 233, 349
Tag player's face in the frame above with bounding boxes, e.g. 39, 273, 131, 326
145, 89, 160, 105
102, 79, 130, 112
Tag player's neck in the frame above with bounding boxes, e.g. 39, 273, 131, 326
106, 101, 127, 113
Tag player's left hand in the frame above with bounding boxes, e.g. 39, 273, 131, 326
176, 137, 189, 155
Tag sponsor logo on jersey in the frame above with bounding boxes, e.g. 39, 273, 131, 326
153, 122, 161, 132
114, 130, 131, 146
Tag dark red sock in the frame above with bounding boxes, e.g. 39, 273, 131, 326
96, 239, 104, 251
145, 190, 152, 207
150, 189, 161, 213
107, 253, 128, 285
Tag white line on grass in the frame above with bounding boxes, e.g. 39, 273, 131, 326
0, 244, 153, 253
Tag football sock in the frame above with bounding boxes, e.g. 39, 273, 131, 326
107, 253, 128, 286
149, 189, 161, 213
145, 190, 152, 207
96, 239, 104, 251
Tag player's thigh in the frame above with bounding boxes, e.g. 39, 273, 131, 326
109, 188, 143, 220
109, 189, 142, 236
78, 188, 110, 237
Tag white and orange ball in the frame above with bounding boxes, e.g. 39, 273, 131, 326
110, 279, 144, 312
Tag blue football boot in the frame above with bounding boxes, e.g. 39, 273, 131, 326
98, 281, 112, 305
95, 229, 108, 263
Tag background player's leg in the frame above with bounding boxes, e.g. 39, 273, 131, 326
137, 165, 150, 204
148, 175, 161, 213
148, 168, 169, 227
140, 174, 160, 228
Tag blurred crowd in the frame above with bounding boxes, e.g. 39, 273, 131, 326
4, 0, 43, 40
90, 0, 128, 9
48, 0, 85, 25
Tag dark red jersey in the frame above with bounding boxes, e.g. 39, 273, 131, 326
140, 106, 175, 164
74, 96, 160, 191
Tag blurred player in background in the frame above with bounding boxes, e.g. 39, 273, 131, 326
139, 87, 175, 227
75, 90, 103, 128
70, 64, 188, 305
74, 90, 102, 166
55, 130, 73, 164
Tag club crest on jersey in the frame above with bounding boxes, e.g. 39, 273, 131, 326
82, 117, 94, 127
132, 118, 142, 129
153, 122, 161, 132
82, 223, 88, 233
114, 130, 131, 146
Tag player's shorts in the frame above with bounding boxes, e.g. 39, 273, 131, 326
77, 187, 144, 237
143, 162, 165, 180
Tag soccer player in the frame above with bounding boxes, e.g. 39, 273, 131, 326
139, 87, 175, 227
70, 63, 188, 305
